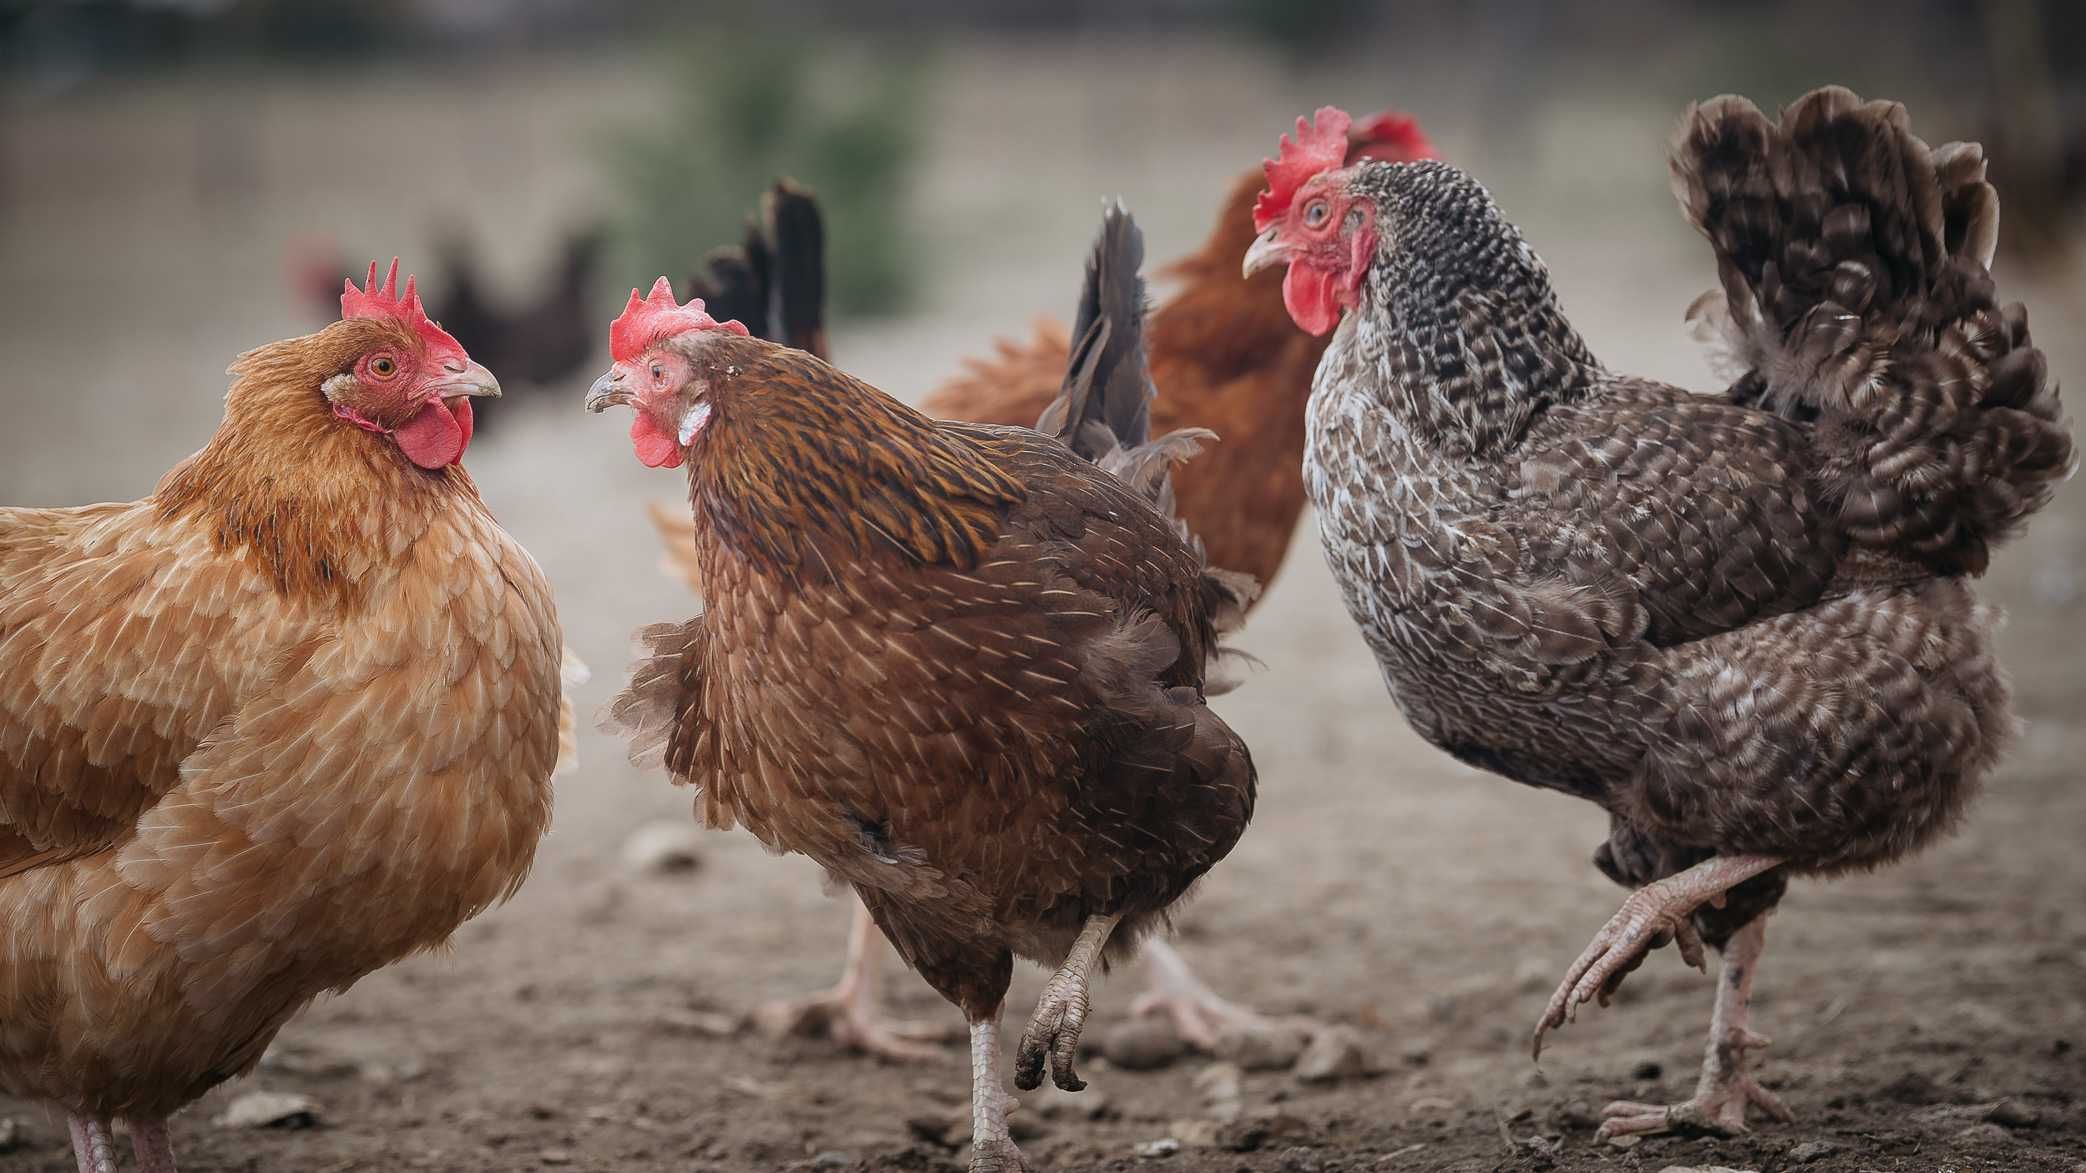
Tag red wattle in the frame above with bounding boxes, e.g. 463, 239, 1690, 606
631, 412, 684, 469
395, 398, 468, 469
1282, 262, 1342, 336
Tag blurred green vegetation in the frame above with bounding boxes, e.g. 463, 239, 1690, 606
603, 29, 926, 320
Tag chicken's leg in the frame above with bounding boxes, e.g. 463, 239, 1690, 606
967, 1013, 1027, 1173
1595, 917, 1794, 1137
1533, 853, 1782, 1057
1131, 938, 1317, 1056
752, 898, 960, 1061
1015, 913, 1121, 1091
127, 1117, 179, 1173
68, 1116, 116, 1173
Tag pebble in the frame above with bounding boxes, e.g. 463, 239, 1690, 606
906, 1113, 958, 1147
1294, 1026, 1374, 1085
1398, 1038, 1432, 1067
1135, 1136, 1181, 1159
0, 1118, 21, 1154
1098, 1019, 1190, 1071
1551, 1099, 1597, 1130
1217, 1023, 1309, 1071
1787, 1139, 1835, 1163
1406, 1095, 1455, 1114
621, 821, 704, 874
214, 1091, 320, 1130
1628, 1057, 1664, 1080
810, 1151, 854, 1169
1983, 1097, 2041, 1128
1215, 1108, 1312, 1153
538, 1150, 573, 1167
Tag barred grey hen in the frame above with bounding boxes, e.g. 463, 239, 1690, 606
1243, 89, 2072, 1137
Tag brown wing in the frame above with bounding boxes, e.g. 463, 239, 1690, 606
0, 503, 263, 877
1503, 382, 1841, 653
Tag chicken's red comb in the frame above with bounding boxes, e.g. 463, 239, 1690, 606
1254, 106, 1353, 231
1351, 111, 1436, 163
610, 277, 749, 363
340, 258, 466, 361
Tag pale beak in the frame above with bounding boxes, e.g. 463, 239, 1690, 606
585, 367, 630, 413
428, 359, 502, 399
1242, 227, 1292, 278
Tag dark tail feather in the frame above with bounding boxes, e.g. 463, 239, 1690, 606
1671, 85, 2073, 575
686, 180, 828, 361
765, 180, 828, 358
1038, 203, 1261, 644
1038, 201, 1154, 459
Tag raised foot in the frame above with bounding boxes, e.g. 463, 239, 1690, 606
1016, 974, 1093, 1092
1595, 1074, 1794, 1139
1532, 889, 1709, 1059
751, 987, 961, 1063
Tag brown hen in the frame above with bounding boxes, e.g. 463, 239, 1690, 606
1247, 92, 2072, 1138
593, 209, 1255, 1172
653, 117, 1432, 1062
0, 263, 571, 1173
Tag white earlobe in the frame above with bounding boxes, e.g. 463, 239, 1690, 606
321, 373, 358, 403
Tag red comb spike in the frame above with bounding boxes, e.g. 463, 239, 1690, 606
341, 257, 467, 363
608, 276, 749, 363
1254, 106, 1353, 231
1350, 111, 1436, 163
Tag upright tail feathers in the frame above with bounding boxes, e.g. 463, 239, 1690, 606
1672, 85, 2073, 576
1037, 203, 1259, 636
686, 179, 828, 359
1037, 203, 1210, 518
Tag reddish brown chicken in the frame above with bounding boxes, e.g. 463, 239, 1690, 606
592, 209, 1255, 1172
651, 116, 1433, 1061
1246, 92, 2072, 1137
0, 263, 571, 1173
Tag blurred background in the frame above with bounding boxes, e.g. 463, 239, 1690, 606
2, 2, 2083, 1171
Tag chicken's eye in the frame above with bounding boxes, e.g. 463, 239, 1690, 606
650, 362, 666, 384
1304, 200, 1330, 228
370, 356, 397, 379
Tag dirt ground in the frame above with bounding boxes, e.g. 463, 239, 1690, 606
3, 32, 2084, 1173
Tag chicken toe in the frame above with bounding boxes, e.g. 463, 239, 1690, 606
1129, 937, 1315, 1057
1016, 913, 1121, 1092
1533, 854, 1781, 1058
1593, 918, 1792, 1140
69, 1116, 116, 1173
752, 901, 960, 1062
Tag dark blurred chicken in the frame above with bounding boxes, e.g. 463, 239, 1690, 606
1245, 92, 2071, 1137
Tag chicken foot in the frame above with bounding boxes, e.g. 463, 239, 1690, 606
1015, 913, 1121, 1092
1596, 916, 1792, 1136
1533, 854, 1782, 1059
967, 1014, 1027, 1173
751, 900, 961, 1062
127, 1118, 178, 1173
1132, 938, 1317, 1055
68, 1116, 116, 1173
